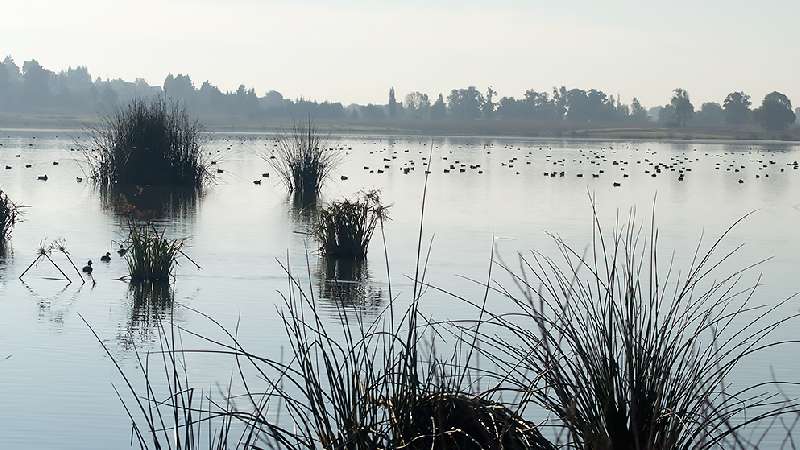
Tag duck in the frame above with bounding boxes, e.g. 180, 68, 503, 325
117, 245, 127, 257
82, 260, 93, 275
37, 174, 48, 181
100, 252, 111, 263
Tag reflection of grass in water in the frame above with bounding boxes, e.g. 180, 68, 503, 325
119, 282, 174, 348
129, 282, 172, 327
317, 257, 383, 314
100, 185, 201, 221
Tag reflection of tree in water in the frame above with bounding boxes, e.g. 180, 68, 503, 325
316, 257, 384, 317
100, 185, 201, 221
118, 282, 174, 348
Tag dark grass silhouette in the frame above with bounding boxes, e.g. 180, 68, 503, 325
0, 190, 21, 248
84, 97, 212, 187
265, 118, 340, 204
463, 204, 800, 449
84, 185, 800, 448
126, 224, 184, 283
86, 162, 556, 449
314, 190, 389, 259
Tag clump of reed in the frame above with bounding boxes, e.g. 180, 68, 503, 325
0, 190, 21, 246
314, 190, 389, 259
126, 224, 185, 283
143, 259, 554, 450
482, 207, 797, 449
265, 118, 340, 203
84, 97, 212, 187
92, 168, 554, 449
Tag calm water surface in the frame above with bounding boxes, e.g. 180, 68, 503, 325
0, 130, 799, 448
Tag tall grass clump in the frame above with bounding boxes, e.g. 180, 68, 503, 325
93, 168, 555, 449
84, 97, 212, 187
266, 117, 339, 202
485, 207, 798, 449
314, 190, 389, 259
0, 190, 21, 247
126, 224, 184, 283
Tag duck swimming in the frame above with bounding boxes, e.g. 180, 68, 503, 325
117, 245, 127, 257
100, 252, 111, 262
82, 260, 93, 275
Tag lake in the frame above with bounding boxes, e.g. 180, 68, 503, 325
1, 129, 799, 448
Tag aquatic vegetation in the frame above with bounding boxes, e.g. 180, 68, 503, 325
126, 224, 185, 283
265, 118, 340, 203
84, 97, 212, 187
0, 190, 21, 247
483, 208, 797, 448
18, 239, 83, 283
314, 190, 389, 259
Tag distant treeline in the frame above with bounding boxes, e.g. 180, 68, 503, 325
1, 55, 798, 131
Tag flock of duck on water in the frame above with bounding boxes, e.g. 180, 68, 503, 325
80, 246, 126, 277
2, 134, 798, 281
3, 134, 799, 189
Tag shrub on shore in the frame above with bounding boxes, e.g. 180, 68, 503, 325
314, 190, 389, 259
84, 97, 212, 187
265, 118, 339, 203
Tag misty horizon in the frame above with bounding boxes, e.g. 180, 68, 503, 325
3, 0, 799, 107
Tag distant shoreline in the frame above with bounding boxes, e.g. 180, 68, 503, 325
2, 112, 799, 143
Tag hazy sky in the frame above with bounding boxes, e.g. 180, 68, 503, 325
3, 0, 798, 107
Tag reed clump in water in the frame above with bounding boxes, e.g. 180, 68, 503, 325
485, 207, 797, 449
0, 190, 21, 247
126, 224, 184, 283
314, 190, 389, 259
265, 118, 339, 203
84, 97, 212, 188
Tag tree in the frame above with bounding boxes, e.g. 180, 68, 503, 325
630, 97, 648, 122
430, 93, 446, 120
755, 91, 796, 131
695, 102, 724, 126
482, 87, 496, 118
163, 74, 195, 104
723, 91, 751, 125
387, 87, 398, 118
403, 91, 430, 119
668, 88, 694, 127
22, 59, 52, 106
447, 86, 483, 120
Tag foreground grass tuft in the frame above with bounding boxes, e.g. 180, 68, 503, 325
84, 97, 212, 187
482, 207, 797, 449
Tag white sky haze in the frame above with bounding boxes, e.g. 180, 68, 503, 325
2, 0, 798, 107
